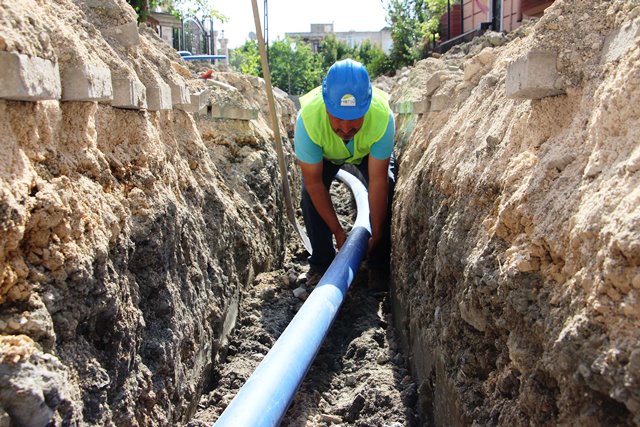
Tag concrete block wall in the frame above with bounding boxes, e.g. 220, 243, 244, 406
0, 16, 265, 123
0, 46, 264, 121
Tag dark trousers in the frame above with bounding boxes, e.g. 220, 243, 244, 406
301, 155, 396, 273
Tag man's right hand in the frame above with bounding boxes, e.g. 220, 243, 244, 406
334, 227, 347, 249
300, 160, 345, 251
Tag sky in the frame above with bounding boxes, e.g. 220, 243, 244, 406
212, 0, 389, 49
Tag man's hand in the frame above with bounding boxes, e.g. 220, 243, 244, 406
367, 235, 382, 258
367, 155, 390, 257
299, 160, 344, 250
334, 227, 347, 249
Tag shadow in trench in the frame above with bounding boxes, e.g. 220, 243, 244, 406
280, 268, 421, 426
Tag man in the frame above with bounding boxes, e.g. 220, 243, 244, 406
294, 58, 395, 289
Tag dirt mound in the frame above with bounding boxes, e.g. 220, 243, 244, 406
391, 0, 640, 424
0, 0, 297, 425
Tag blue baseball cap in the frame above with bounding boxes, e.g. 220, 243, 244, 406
322, 59, 372, 120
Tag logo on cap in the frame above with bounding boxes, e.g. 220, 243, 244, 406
340, 94, 356, 107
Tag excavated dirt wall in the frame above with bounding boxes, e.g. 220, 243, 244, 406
390, 0, 639, 425
0, 0, 298, 425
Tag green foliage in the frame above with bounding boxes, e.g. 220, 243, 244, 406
269, 38, 322, 95
127, 0, 227, 23
420, 0, 449, 35
131, 0, 447, 88
229, 40, 261, 76
229, 35, 391, 95
316, 35, 391, 78
127, 0, 158, 22
382, 0, 451, 67
355, 40, 394, 77
166, 0, 227, 22
133, 0, 444, 92
385, 0, 424, 68
317, 34, 356, 72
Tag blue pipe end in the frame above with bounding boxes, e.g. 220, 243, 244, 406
214, 226, 370, 427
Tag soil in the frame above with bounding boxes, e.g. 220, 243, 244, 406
188, 183, 421, 426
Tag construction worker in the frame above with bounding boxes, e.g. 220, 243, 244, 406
294, 58, 395, 289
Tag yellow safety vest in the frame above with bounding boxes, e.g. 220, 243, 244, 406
299, 86, 391, 165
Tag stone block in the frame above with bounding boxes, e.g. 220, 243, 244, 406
426, 71, 446, 96
477, 47, 496, 66
463, 58, 484, 82
61, 64, 112, 101
391, 99, 429, 115
170, 82, 190, 105
273, 86, 289, 99
431, 93, 452, 111
209, 105, 258, 120
177, 89, 209, 113
144, 80, 172, 111
505, 50, 565, 100
111, 77, 146, 109
602, 17, 640, 63
0, 51, 61, 101
104, 22, 140, 48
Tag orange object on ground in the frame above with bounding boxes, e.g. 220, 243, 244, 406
199, 69, 214, 79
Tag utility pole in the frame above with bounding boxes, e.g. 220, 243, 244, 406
264, 0, 269, 60
447, 0, 451, 40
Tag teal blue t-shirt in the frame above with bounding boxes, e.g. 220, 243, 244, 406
294, 112, 395, 164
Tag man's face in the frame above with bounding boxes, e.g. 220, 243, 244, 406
327, 111, 365, 141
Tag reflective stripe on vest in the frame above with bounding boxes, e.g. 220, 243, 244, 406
299, 86, 391, 165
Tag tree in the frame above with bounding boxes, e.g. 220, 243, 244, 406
354, 40, 393, 78
164, 0, 227, 22
229, 36, 392, 95
269, 38, 322, 95
127, 0, 226, 23
317, 34, 357, 74
127, 0, 158, 22
385, 0, 452, 58
385, 0, 424, 68
421, 0, 449, 35
229, 40, 261, 76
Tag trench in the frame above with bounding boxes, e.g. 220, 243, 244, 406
1, 1, 638, 425
187, 181, 422, 426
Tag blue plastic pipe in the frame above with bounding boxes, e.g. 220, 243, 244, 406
213, 170, 371, 427
182, 54, 227, 61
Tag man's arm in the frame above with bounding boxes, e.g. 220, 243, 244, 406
367, 155, 390, 254
299, 160, 347, 249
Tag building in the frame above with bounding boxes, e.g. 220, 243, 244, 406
148, 8, 229, 64
148, 10, 182, 50
286, 24, 393, 54
439, 0, 555, 43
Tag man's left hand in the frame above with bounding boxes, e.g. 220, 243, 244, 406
367, 235, 382, 258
